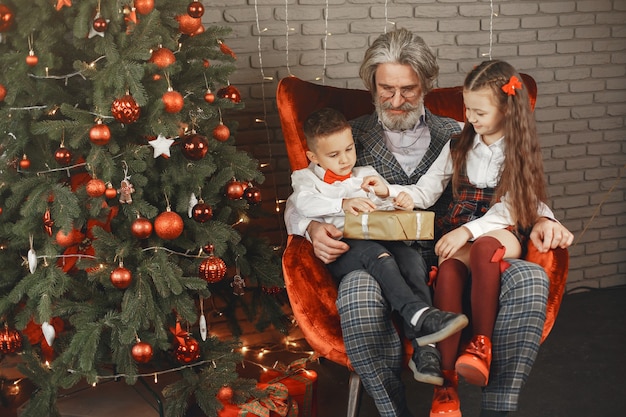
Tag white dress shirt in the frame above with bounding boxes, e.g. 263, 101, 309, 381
388, 134, 555, 239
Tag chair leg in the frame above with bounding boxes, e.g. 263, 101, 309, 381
346, 371, 362, 417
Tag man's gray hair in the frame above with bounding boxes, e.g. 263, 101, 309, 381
359, 28, 439, 95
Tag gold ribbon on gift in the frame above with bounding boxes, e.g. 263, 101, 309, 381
239, 382, 298, 417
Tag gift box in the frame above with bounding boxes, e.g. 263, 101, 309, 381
217, 382, 298, 417
259, 368, 318, 417
344, 209, 435, 240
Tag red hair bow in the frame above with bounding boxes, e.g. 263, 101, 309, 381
501, 75, 523, 96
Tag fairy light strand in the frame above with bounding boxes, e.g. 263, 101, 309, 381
284, 0, 291, 76
322, 0, 329, 84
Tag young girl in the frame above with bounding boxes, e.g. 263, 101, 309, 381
364, 60, 559, 416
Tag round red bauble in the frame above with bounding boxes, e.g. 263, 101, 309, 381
0, 4, 15, 33
204, 91, 215, 103
86, 178, 106, 197
192, 201, 213, 223
54, 146, 72, 165
93, 17, 108, 32
226, 180, 245, 200
190, 24, 204, 37
216, 386, 234, 402
217, 85, 241, 104
154, 210, 184, 240
244, 185, 262, 205
149, 47, 176, 69
131, 341, 153, 363
177, 14, 202, 35
26, 53, 38, 67
111, 94, 141, 124
175, 336, 200, 363
55, 228, 83, 247
212, 123, 230, 142
110, 265, 132, 289
134, 0, 154, 15
162, 90, 184, 113
131, 216, 153, 239
0, 84, 6, 101
187, 1, 205, 18
0, 325, 22, 354
181, 134, 209, 160
199, 255, 227, 283
104, 183, 118, 199
19, 155, 30, 170
89, 122, 111, 145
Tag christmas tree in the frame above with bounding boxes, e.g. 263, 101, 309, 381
0, 1, 287, 416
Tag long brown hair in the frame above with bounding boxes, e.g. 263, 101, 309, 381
451, 60, 547, 230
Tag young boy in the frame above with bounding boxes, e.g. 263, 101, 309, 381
286, 108, 468, 381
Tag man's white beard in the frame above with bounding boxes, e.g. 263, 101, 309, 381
376, 99, 424, 131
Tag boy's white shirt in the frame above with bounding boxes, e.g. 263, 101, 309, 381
387, 134, 555, 239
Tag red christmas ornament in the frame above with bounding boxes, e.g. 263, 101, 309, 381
131, 216, 153, 239
216, 386, 234, 402
175, 335, 200, 363
110, 263, 132, 289
26, 51, 38, 67
131, 340, 153, 363
19, 155, 30, 170
86, 178, 106, 197
92, 17, 108, 32
202, 59, 210, 68
226, 179, 245, 200
192, 200, 213, 223
187, 1, 205, 18
217, 85, 241, 103
212, 123, 230, 142
199, 255, 227, 283
111, 94, 141, 124
134, 0, 154, 15
177, 14, 202, 35
104, 182, 118, 199
54, 146, 72, 165
149, 47, 176, 69
190, 23, 204, 37
89, 121, 111, 145
55, 228, 83, 248
154, 209, 184, 240
0, 324, 22, 354
0, 84, 6, 101
0, 4, 15, 33
181, 134, 209, 160
244, 184, 262, 205
43, 207, 54, 236
218, 40, 237, 60
162, 90, 184, 113
203, 90, 215, 103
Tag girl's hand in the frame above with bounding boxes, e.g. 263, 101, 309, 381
394, 191, 414, 210
361, 176, 389, 198
435, 227, 472, 259
342, 197, 377, 216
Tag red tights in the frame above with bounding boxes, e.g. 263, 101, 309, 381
434, 236, 504, 370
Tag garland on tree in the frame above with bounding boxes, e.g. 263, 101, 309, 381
0, 1, 287, 416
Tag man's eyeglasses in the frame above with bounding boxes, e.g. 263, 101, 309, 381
378, 87, 419, 100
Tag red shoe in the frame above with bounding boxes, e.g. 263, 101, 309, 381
430, 370, 461, 417
455, 334, 492, 386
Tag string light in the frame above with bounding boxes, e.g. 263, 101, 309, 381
322, 0, 330, 84
284, 0, 291, 76
482, 0, 496, 59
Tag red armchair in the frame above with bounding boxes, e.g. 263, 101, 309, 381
277, 75, 568, 416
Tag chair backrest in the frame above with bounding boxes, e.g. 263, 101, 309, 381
276, 74, 537, 172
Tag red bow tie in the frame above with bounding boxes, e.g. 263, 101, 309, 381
323, 169, 351, 184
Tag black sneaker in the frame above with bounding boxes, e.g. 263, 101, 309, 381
408, 344, 443, 386
415, 308, 468, 347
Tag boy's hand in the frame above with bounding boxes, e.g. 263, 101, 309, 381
393, 191, 414, 210
361, 176, 389, 198
342, 197, 377, 216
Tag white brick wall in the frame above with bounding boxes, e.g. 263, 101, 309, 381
203, 0, 626, 291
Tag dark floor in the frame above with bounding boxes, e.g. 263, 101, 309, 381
2, 286, 624, 417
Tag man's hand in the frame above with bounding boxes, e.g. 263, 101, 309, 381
394, 191, 414, 210
307, 220, 349, 264
342, 197, 377, 216
530, 217, 574, 253
435, 227, 472, 260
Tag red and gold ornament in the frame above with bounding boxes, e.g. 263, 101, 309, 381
176, 14, 202, 35
154, 208, 184, 240
26, 51, 38, 67
0, 324, 22, 354
54, 145, 72, 165
19, 154, 30, 170
218, 40, 237, 60
134, 0, 154, 15
92, 16, 108, 32
171, 322, 200, 363
244, 184, 262, 205
226, 179, 245, 200
192, 200, 213, 223
131, 215, 153, 239
216, 386, 234, 403
187, 1, 204, 18
86, 178, 106, 197
0, 4, 15, 33
0, 84, 6, 101
212, 123, 230, 142
181, 133, 209, 160
55, 227, 84, 248
199, 245, 227, 283
162, 89, 184, 113
149, 47, 176, 69
203, 89, 215, 103
104, 182, 118, 199
111, 94, 141, 124
131, 340, 153, 363
110, 262, 132, 289
89, 120, 111, 145
217, 85, 241, 103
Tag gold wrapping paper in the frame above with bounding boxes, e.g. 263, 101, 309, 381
344, 210, 435, 240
